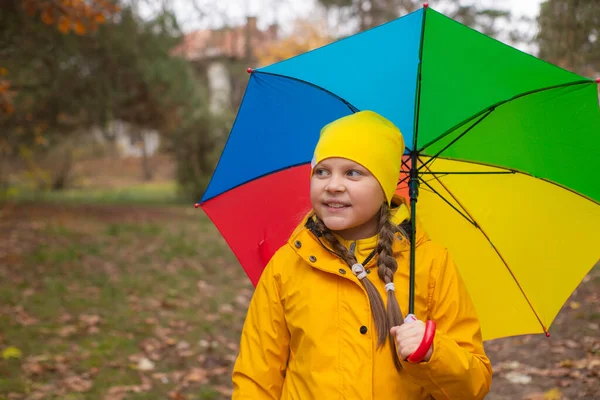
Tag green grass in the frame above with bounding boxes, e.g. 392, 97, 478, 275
0, 204, 247, 399
1, 202, 598, 400
4, 181, 188, 206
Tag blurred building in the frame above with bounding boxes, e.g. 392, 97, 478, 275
174, 17, 279, 115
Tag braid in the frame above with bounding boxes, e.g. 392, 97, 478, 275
313, 217, 389, 347
313, 203, 408, 373
376, 203, 406, 372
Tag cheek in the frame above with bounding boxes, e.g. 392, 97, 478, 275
309, 177, 321, 204
354, 181, 385, 202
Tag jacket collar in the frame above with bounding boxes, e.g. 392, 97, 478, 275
288, 196, 429, 273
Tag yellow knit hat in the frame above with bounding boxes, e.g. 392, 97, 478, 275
312, 110, 405, 205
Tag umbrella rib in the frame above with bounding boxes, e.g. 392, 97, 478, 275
430, 156, 599, 206
419, 108, 494, 172
419, 171, 515, 175
418, 79, 594, 153
201, 161, 310, 203
411, 3, 427, 152
418, 177, 477, 227
420, 162, 551, 336
253, 71, 360, 113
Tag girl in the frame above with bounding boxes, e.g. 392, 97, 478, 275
232, 111, 492, 399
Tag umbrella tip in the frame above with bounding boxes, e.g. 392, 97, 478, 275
423, 2, 429, 8
545, 332, 550, 338
596, 77, 600, 83
194, 203, 200, 209
247, 68, 253, 74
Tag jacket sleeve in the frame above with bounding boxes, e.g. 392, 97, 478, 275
401, 248, 492, 400
232, 253, 290, 400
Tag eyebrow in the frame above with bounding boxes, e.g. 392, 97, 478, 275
318, 160, 367, 172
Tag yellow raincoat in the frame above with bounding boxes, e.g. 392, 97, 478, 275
233, 198, 492, 399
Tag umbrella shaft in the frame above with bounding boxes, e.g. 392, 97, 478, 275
409, 151, 420, 315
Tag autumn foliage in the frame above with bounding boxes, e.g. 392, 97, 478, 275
255, 20, 332, 66
22, 0, 119, 35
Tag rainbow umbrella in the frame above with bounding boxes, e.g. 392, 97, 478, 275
198, 4, 600, 340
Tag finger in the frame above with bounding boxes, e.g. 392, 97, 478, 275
399, 337, 422, 351
396, 336, 421, 357
397, 320, 425, 335
399, 343, 418, 359
395, 323, 425, 341
395, 329, 420, 346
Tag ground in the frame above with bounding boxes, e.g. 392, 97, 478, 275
0, 203, 598, 400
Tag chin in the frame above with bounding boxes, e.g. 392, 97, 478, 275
321, 216, 353, 232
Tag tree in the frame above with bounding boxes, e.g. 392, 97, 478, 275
0, 0, 221, 199
316, 0, 510, 38
537, 0, 599, 78
255, 19, 333, 66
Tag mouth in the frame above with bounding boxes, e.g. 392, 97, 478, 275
323, 201, 350, 209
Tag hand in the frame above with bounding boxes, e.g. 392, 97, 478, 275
390, 320, 434, 362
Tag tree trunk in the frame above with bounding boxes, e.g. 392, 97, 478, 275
140, 132, 153, 181
52, 146, 73, 191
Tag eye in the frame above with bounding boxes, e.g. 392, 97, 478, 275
314, 168, 330, 176
346, 169, 363, 177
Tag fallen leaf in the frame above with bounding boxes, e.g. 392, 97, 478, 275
59, 313, 73, 323
208, 366, 229, 377
559, 359, 573, 368
176, 341, 190, 350
569, 370, 582, 379
137, 357, 155, 371
168, 391, 185, 400
87, 326, 100, 334
152, 372, 169, 383
15, 307, 38, 326
557, 379, 571, 387
2, 346, 22, 360
505, 371, 532, 384
58, 325, 78, 337
79, 314, 101, 326
564, 339, 579, 349
219, 304, 234, 314
63, 375, 93, 392
235, 294, 249, 306
543, 387, 562, 400
569, 301, 581, 310
587, 358, 600, 369
546, 368, 570, 377
185, 368, 208, 383
22, 359, 45, 375
214, 385, 233, 396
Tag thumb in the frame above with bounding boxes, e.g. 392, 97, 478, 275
390, 326, 399, 336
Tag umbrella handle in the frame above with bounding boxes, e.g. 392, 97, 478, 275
403, 314, 436, 363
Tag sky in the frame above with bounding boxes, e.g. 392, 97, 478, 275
138, 0, 544, 51
172, 0, 544, 28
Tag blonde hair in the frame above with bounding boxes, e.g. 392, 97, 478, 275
312, 203, 408, 372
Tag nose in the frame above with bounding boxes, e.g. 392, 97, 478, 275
325, 174, 345, 193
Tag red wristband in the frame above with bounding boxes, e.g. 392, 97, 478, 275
407, 320, 436, 363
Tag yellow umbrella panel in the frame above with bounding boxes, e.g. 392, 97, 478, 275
411, 157, 599, 340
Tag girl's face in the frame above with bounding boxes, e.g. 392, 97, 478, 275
310, 157, 385, 241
